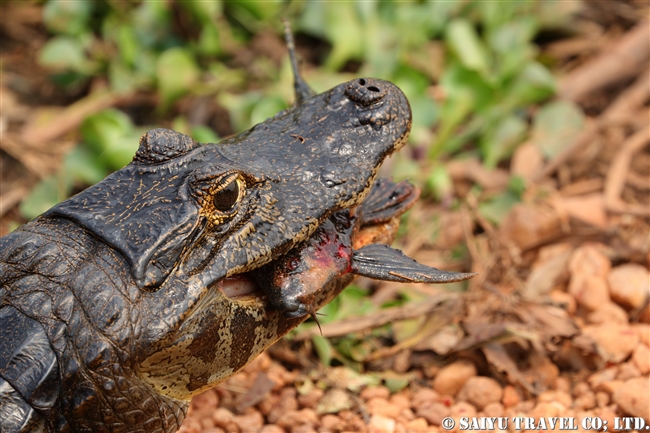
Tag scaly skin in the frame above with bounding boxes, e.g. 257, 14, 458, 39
0, 77, 412, 432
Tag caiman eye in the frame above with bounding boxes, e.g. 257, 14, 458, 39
214, 176, 241, 212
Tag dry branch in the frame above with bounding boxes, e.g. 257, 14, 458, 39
294, 293, 458, 341
559, 20, 650, 101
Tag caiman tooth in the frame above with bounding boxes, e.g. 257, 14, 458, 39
351, 244, 476, 284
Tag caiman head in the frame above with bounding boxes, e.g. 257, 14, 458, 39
45, 77, 412, 399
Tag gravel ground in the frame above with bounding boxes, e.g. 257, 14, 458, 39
178, 243, 649, 433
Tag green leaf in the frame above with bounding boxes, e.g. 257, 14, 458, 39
198, 24, 222, 56
391, 153, 422, 182
171, 116, 192, 136
132, 1, 173, 49
508, 175, 527, 199
117, 25, 140, 67
480, 114, 527, 168
43, 0, 93, 36
532, 100, 584, 158
426, 163, 453, 201
392, 318, 422, 343
180, 0, 222, 25
191, 125, 220, 144
80, 109, 141, 170
478, 191, 520, 226
39, 36, 90, 74
80, 109, 134, 154
250, 95, 288, 126
156, 48, 200, 111
440, 61, 494, 113
504, 61, 556, 108
488, 19, 539, 81
63, 146, 108, 186
108, 61, 138, 95
102, 131, 144, 170
323, 2, 364, 71
312, 335, 333, 367
20, 174, 72, 221
334, 286, 374, 320
445, 19, 489, 75
218, 92, 262, 133
381, 371, 415, 393
227, 0, 281, 21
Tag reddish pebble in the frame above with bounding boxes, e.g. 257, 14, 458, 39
482, 402, 504, 417
583, 324, 639, 363
293, 423, 318, 433
607, 264, 649, 309
276, 408, 319, 430
597, 380, 624, 396
574, 392, 596, 410
571, 276, 611, 311
259, 425, 285, 433
411, 388, 439, 410
366, 397, 401, 418
397, 408, 415, 423
501, 385, 520, 408
568, 243, 611, 278
538, 390, 572, 409
549, 290, 577, 315
457, 376, 503, 410
529, 401, 566, 418
404, 418, 429, 433
595, 391, 609, 407
267, 389, 298, 424
432, 360, 477, 396
587, 367, 618, 390
632, 344, 650, 374
617, 361, 642, 380
632, 324, 650, 345
594, 406, 618, 432
233, 408, 264, 432
572, 382, 590, 397
368, 414, 396, 433
212, 408, 235, 428
449, 401, 477, 418
257, 393, 279, 416
554, 376, 571, 393
416, 402, 449, 426
321, 414, 344, 431
390, 393, 411, 412
613, 377, 650, 421
200, 417, 215, 430
361, 386, 391, 400
586, 302, 629, 325
297, 388, 324, 409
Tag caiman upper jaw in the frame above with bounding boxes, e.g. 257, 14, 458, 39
182, 78, 412, 289
344, 78, 387, 107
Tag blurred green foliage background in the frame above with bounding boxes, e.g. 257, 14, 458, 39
25, 0, 584, 220
22, 0, 588, 373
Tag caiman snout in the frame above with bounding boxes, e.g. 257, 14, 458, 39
345, 77, 387, 106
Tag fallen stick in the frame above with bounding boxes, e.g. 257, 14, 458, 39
604, 126, 650, 216
20, 88, 131, 146
293, 292, 458, 341
534, 67, 650, 181
559, 20, 649, 101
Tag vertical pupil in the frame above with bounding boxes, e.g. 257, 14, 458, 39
214, 179, 239, 211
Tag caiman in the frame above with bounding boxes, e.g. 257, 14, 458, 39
0, 25, 474, 433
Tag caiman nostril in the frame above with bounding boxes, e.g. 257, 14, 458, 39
345, 78, 387, 106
